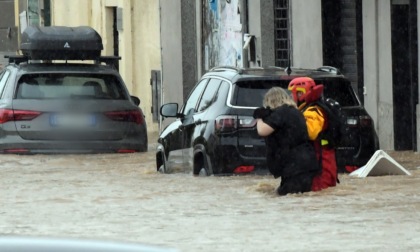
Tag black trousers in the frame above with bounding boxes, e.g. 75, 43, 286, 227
277, 172, 314, 196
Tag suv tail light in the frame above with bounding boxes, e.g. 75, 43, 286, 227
346, 115, 372, 127
117, 149, 137, 153
3, 148, 30, 154
0, 109, 41, 124
233, 165, 255, 174
215, 115, 256, 132
359, 115, 373, 127
105, 110, 144, 125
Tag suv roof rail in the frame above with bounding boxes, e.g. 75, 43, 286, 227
5, 55, 28, 64
266, 66, 286, 70
210, 66, 243, 74
316, 66, 342, 75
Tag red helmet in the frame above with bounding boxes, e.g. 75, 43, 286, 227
288, 77, 323, 104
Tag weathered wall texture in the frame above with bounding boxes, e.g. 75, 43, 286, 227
203, 0, 243, 70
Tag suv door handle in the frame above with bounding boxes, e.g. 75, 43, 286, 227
194, 119, 201, 125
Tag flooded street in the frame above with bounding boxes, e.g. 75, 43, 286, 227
1, 147, 419, 252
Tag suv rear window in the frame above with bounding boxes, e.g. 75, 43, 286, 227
16, 74, 127, 100
232, 80, 289, 107
316, 78, 359, 107
232, 78, 359, 107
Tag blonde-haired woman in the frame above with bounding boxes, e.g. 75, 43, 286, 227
253, 87, 320, 196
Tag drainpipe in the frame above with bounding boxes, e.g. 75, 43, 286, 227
196, 0, 203, 78
417, 0, 420, 151
241, 0, 248, 68
375, 0, 380, 139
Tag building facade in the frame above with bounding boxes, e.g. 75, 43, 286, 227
0, 0, 18, 69
160, 0, 420, 152
4, 0, 161, 134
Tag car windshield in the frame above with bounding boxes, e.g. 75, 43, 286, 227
15, 73, 128, 100
232, 78, 359, 107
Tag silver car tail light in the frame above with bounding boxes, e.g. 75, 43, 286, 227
0, 109, 41, 124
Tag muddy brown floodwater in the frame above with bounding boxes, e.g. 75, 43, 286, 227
0, 147, 419, 252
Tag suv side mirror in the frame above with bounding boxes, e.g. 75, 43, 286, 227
131, 96, 140, 106
160, 103, 179, 117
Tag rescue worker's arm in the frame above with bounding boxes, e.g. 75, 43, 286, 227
303, 107, 325, 141
256, 118, 274, 137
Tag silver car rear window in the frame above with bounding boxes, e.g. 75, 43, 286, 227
16, 74, 128, 100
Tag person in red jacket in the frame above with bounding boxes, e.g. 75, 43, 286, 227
288, 77, 338, 191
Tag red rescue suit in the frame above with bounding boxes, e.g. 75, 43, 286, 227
299, 103, 338, 191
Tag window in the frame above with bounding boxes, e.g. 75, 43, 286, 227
0, 70, 11, 98
320, 79, 359, 107
217, 81, 230, 103
15, 74, 127, 100
197, 79, 222, 112
274, 0, 290, 67
182, 79, 208, 116
233, 80, 289, 107
232, 78, 358, 107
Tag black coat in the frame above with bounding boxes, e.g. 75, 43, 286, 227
262, 105, 320, 178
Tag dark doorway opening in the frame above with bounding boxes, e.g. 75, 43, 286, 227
321, 0, 342, 70
321, 0, 364, 102
391, 1, 418, 150
43, 0, 51, 26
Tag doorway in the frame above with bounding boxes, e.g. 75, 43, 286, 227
391, 0, 418, 150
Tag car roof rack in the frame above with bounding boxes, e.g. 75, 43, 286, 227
4, 55, 29, 64
96, 56, 121, 68
4, 55, 120, 67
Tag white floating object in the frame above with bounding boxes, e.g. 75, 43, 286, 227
349, 150, 412, 177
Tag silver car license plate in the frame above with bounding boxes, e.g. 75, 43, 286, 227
50, 114, 96, 127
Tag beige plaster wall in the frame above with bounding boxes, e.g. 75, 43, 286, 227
50, 0, 161, 134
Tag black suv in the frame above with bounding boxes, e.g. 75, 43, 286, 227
156, 66, 379, 175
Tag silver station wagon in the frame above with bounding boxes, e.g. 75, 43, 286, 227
0, 26, 147, 154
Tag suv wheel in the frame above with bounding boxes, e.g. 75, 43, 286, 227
198, 167, 208, 176
157, 151, 168, 174
193, 151, 212, 176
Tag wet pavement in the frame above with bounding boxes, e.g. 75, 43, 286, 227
0, 145, 419, 252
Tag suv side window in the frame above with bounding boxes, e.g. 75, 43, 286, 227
182, 79, 208, 116
217, 81, 230, 103
0, 70, 11, 98
197, 79, 222, 112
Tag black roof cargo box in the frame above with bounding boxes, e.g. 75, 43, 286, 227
20, 26, 103, 60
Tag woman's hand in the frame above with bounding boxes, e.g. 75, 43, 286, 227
253, 107, 271, 119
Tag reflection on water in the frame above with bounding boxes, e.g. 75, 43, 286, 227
0, 151, 419, 252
